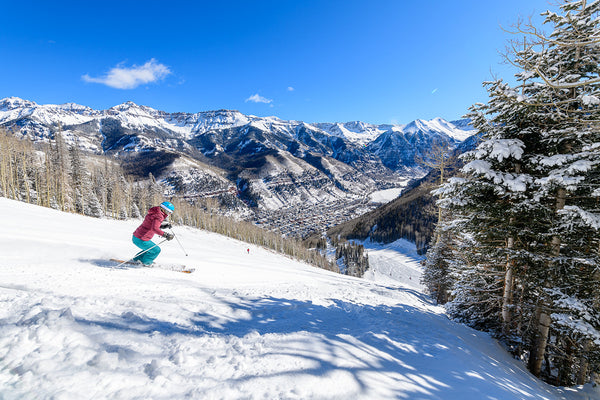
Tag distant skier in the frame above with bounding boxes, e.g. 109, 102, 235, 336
132, 201, 175, 266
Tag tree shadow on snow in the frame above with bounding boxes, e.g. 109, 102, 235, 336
74, 290, 547, 400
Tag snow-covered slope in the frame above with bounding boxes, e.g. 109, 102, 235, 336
402, 118, 474, 142
0, 198, 588, 399
313, 121, 385, 145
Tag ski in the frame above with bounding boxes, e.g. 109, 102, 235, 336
109, 259, 195, 274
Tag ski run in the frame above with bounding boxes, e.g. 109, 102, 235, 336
0, 197, 596, 399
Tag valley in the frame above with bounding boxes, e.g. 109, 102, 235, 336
0, 97, 473, 239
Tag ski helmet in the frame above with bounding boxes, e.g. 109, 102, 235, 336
160, 201, 174, 214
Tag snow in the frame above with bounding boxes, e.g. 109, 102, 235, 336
558, 205, 600, 230
552, 314, 600, 346
314, 117, 474, 147
362, 239, 424, 290
315, 122, 385, 145
0, 198, 590, 399
462, 160, 531, 192
0, 97, 95, 128
368, 182, 410, 204
539, 154, 571, 167
402, 118, 474, 142
581, 95, 600, 106
477, 139, 525, 162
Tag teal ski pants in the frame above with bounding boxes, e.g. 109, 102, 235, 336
132, 235, 161, 265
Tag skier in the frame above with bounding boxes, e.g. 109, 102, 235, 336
132, 201, 175, 266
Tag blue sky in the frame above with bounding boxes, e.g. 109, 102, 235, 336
1, 0, 552, 125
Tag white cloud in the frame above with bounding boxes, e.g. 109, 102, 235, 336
82, 59, 171, 89
287, 86, 294, 92
245, 93, 273, 104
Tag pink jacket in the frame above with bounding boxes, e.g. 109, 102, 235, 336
133, 206, 167, 241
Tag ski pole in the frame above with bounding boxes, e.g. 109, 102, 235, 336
114, 239, 168, 269
170, 229, 189, 256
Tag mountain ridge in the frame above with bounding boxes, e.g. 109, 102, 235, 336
0, 96, 472, 146
0, 96, 475, 237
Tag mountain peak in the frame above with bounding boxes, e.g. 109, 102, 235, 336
56, 102, 94, 113
0, 96, 38, 111
109, 101, 141, 111
402, 118, 474, 141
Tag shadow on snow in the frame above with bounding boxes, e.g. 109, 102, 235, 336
74, 287, 547, 400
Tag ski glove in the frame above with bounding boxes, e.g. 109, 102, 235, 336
161, 222, 172, 229
163, 232, 174, 241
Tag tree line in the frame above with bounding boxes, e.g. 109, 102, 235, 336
423, 0, 600, 386
0, 128, 336, 273
304, 235, 370, 278
335, 241, 369, 277
321, 179, 437, 255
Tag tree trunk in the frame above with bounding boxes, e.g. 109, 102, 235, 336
577, 340, 590, 385
502, 161, 520, 335
529, 187, 567, 377
558, 337, 574, 386
528, 303, 552, 377
502, 243, 515, 335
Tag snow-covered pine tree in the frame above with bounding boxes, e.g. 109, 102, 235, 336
131, 183, 146, 219
86, 191, 104, 218
421, 223, 454, 304
69, 143, 87, 215
148, 172, 163, 207
49, 127, 73, 212
434, 0, 600, 385
434, 77, 544, 337
69, 142, 104, 218
15, 139, 35, 203
508, 0, 600, 383
335, 242, 369, 277
131, 202, 141, 219
91, 162, 109, 215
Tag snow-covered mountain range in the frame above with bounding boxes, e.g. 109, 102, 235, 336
0, 97, 475, 235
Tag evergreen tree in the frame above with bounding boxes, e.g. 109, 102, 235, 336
434, 0, 600, 384
513, 0, 600, 382
131, 202, 141, 219
50, 127, 72, 212
69, 142, 105, 218
422, 223, 455, 304
335, 242, 369, 277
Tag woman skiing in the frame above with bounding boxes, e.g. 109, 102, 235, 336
132, 201, 175, 266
